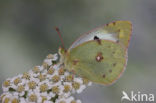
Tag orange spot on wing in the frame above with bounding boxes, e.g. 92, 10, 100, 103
112, 22, 116, 25
73, 59, 79, 65
96, 39, 101, 45
96, 52, 104, 62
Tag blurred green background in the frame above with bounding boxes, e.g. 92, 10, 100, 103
0, 0, 156, 103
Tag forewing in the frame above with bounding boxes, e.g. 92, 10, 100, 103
69, 21, 132, 50
104, 21, 132, 48
65, 40, 127, 85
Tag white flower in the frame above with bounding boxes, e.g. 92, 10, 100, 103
0, 93, 10, 102
12, 82, 26, 96
53, 64, 60, 70
60, 84, 71, 98
49, 92, 56, 98
12, 92, 19, 96
1, 93, 20, 103
7, 76, 26, 93
39, 66, 44, 72
44, 100, 53, 103
2, 79, 12, 92
1, 53, 91, 103
36, 81, 49, 93
44, 59, 52, 66
72, 78, 86, 94
56, 96, 81, 103
29, 77, 40, 84
27, 91, 41, 103
50, 53, 58, 61
20, 97, 27, 103
76, 85, 86, 94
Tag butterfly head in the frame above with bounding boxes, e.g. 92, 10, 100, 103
58, 47, 67, 63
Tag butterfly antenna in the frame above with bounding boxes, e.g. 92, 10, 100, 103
55, 27, 65, 49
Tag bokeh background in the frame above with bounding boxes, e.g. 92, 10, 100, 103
0, 0, 156, 103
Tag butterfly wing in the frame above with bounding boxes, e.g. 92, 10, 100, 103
104, 21, 132, 48
65, 40, 127, 85
69, 21, 132, 50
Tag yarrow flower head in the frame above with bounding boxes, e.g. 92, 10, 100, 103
1, 53, 92, 103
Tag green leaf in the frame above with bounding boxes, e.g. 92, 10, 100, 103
9, 88, 16, 92
23, 91, 28, 98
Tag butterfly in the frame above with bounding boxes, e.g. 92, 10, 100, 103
58, 21, 132, 85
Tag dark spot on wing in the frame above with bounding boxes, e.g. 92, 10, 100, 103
94, 36, 99, 40
113, 63, 116, 67
103, 74, 106, 78
94, 36, 101, 45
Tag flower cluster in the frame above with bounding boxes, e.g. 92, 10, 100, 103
0, 53, 92, 103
